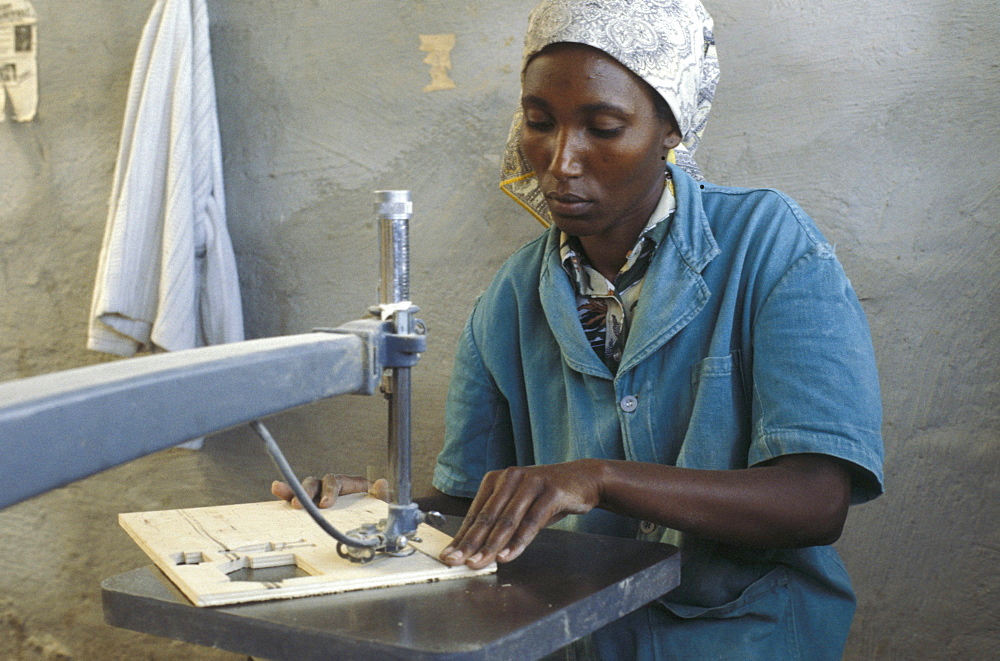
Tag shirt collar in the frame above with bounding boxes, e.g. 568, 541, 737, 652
560, 183, 677, 296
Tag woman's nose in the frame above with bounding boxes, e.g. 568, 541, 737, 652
548, 130, 584, 180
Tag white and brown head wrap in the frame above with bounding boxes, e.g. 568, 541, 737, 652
500, 0, 720, 225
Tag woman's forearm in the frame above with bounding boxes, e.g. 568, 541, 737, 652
592, 453, 851, 548
439, 453, 852, 569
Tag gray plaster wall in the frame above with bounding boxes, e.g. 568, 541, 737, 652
0, 0, 996, 658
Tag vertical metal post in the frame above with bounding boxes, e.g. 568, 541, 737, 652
378, 190, 411, 310
375, 190, 413, 508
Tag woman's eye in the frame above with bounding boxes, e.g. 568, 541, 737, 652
589, 126, 624, 138
524, 119, 553, 131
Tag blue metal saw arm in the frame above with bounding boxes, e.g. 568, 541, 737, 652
0, 331, 378, 510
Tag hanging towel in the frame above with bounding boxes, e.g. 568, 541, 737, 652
88, 0, 243, 356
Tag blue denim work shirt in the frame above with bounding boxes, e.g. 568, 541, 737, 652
433, 164, 884, 659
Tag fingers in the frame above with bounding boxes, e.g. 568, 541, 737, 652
441, 463, 601, 569
270, 480, 295, 502
465, 496, 551, 568
368, 478, 391, 502
294, 475, 324, 509
271, 474, 380, 509
269, 477, 320, 508
443, 486, 529, 568
316, 474, 342, 508
441, 468, 570, 570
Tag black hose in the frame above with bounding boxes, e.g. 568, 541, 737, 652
250, 420, 379, 548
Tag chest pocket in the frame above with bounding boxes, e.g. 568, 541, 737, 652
677, 351, 751, 470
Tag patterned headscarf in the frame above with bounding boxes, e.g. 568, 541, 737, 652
500, 0, 720, 226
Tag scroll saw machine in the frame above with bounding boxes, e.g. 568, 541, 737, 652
0, 191, 679, 660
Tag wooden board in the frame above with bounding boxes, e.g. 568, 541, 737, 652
119, 494, 495, 607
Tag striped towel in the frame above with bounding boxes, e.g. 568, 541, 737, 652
88, 0, 243, 357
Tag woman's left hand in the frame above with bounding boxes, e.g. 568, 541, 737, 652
440, 460, 603, 570
271, 475, 389, 509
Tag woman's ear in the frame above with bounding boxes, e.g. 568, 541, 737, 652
662, 131, 682, 151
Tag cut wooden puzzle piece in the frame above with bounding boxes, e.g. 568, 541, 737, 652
119, 493, 496, 606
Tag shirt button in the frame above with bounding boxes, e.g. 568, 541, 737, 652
639, 521, 657, 534
620, 395, 638, 412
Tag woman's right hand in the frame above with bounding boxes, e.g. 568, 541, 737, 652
440, 461, 602, 569
271, 475, 390, 509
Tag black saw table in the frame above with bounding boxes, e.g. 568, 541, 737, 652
102, 520, 679, 660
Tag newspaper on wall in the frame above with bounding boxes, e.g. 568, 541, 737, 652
1, 0, 37, 122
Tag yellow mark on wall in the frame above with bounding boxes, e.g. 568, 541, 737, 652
419, 34, 456, 92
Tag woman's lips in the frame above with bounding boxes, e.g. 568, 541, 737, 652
545, 192, 594, 217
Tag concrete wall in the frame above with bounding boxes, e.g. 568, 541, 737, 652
0, 0, 996, 658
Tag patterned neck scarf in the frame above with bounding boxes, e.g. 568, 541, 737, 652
500, 0, 720, 227
560, 186, 677, 372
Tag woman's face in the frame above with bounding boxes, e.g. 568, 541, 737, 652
520, 43, 681, 242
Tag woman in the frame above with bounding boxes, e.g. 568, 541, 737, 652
279, 1, 884, 657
